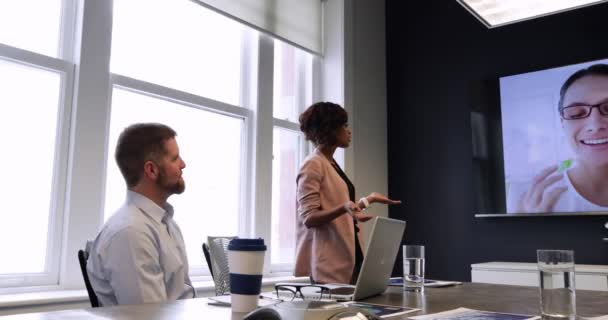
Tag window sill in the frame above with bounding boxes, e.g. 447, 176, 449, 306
0, 275, 308, 310
0, 289, 89, 309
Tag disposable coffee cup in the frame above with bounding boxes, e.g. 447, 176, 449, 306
228, 238, 267, 313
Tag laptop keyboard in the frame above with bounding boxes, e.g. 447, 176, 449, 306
329, 287, 355, 295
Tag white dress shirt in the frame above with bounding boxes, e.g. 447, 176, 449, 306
87, 191, 195, 306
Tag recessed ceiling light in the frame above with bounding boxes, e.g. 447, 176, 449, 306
457, 0, 608, 28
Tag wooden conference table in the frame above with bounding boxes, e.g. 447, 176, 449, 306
4, 283, 608, 319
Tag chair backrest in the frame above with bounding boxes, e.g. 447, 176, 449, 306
204, 236, 235, 296
202, 243, 214, 279
78, 249, 100, 307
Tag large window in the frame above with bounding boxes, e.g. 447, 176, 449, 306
105, 1, 251, 276
271, 128, 300, 265
103, 88, 244, 273
0, 1, 72, 289
270, 40, 313, 269
0, 61, 62, 276
0, 1, 62, 57
111, 0, 243, 105
0, 0, 325, 293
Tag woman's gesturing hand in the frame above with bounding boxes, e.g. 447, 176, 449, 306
367, 192, 402, 205
353, 213, 374, 222
343, 201, 362, 215
516, 165, 567, 213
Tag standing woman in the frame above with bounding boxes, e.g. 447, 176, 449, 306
294, 102, 401, 284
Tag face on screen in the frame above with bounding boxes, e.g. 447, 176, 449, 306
561, 75, 608, 167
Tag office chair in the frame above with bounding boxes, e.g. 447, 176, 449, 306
202, 243, 214, 279
78, 249, 100, 307
203, 236, 235, 296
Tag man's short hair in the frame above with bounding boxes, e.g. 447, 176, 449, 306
115, 123, 177, 188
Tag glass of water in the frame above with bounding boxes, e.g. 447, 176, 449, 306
537, 250, 576, 320
403, 245, 425, 292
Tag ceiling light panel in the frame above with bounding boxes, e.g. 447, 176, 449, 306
457, 0, 608, 28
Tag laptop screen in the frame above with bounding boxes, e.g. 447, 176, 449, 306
352, 216, 406, 300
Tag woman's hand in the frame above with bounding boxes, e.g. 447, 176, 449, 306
367, 192, 402, 205
343, 201, 362, 215
353, 212, 374, 223
516, 165, 567, 213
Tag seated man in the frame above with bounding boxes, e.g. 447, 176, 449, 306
87, 123, 195, 306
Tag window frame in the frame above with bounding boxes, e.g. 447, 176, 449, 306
104, 15, 255, 276
269, 124, 303, 272
267, 42, 315, 272
0, 12, 75, 291
107, 74, 253, 278
0, 0, 339, 294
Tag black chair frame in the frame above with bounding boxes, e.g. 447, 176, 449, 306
202, 243, 214, 279
78, 249, 100, 307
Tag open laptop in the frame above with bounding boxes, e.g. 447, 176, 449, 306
276, 216, 406, 301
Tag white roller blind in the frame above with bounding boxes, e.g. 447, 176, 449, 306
191, 0, 323, 55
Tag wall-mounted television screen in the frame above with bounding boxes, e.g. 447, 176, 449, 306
496, 58, 608, 216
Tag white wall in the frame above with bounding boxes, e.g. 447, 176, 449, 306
323, 0, 388, 247
348, 0, 389, 246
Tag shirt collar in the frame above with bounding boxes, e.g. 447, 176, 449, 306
127, 190, 174, 224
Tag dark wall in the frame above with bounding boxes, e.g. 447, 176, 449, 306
386, 1, 608, 281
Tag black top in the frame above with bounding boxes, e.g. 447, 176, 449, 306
330, 159, 364, 285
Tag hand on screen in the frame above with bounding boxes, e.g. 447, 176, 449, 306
368, 192, 402, 205
516, 165, 567, 213
353, 213, 374, 222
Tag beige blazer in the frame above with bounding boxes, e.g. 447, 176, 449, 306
294, 149, 362, 284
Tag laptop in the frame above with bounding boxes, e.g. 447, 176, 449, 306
276, 216, 406, 301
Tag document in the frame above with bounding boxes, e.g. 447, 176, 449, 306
388, 277, 462, 288
409, 307, 540, 320
344, 301, 419, 318
207, 294, 282, 307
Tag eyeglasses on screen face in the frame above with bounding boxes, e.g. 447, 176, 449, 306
274, 284, 331, 301
560, 102, 608, 120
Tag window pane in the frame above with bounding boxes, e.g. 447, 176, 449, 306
273, 40, 313, 122
271, 128, 300, 264
0, 1, 61, 57
0, 59, 61, 274
105, 88, 243, 269
111, 0, 244, 106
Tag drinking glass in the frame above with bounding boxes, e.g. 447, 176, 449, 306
403, 245, 425, 292
537, 249, 576, 320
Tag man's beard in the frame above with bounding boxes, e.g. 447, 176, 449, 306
157, 167, 185, 195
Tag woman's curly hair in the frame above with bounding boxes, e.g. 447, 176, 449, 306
299, 102, 348, 146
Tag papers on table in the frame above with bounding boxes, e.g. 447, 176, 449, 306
344, 301, 419, 318
409, 307, 539, 320
207, 294, 282, 307
388, 277, 462, 288
209, 295, 419, 318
